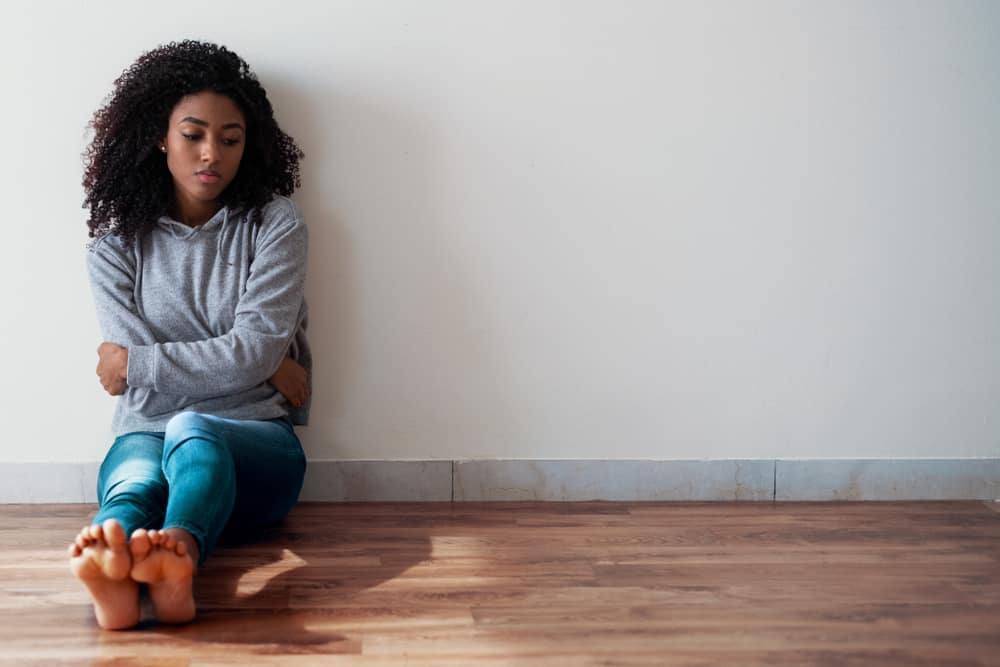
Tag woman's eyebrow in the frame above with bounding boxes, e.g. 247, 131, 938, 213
177, 116, 245, 130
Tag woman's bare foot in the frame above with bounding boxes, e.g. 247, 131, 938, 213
129, 528, 197, 624
68, 519, 139, 630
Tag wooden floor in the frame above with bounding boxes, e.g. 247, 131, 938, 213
0, 501, 998, 666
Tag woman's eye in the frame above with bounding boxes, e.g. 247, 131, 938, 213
223, 138, 242, 146
182, 133, 201, 141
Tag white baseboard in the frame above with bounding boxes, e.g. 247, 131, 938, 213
1, 459, 998, 503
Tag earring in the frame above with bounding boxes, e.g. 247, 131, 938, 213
159, 145, 166, 153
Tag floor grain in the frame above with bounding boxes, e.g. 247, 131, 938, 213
0, 501, 997, 666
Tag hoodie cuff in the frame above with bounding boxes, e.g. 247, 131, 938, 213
126, 345, 156, 390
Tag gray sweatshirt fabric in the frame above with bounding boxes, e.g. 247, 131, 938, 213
87, 195, 311, 435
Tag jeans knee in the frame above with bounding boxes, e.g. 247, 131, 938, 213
164, 411, 216, 440
163, 413, 233, 471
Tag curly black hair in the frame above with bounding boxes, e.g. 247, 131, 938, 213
83, 40, 304, 245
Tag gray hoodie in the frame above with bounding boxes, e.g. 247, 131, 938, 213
87, 195, 311, 435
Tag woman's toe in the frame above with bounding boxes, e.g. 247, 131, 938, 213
130, 529, 152, 561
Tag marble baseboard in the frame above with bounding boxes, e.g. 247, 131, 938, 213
775, 459, 1000, 501
0, 459, 997, 503
452, 460, 775, 501
0, 463, 102, 503
298, 461, 452, 502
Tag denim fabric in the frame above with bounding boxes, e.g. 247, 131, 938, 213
93, 412, 307, 565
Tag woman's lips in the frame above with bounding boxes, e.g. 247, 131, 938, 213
197, 171, 221, 183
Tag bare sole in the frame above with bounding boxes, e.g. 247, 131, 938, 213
69, 519, 140, 630
130, 528, 196, 624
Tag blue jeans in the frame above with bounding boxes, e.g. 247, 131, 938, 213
93, 412, 307, 565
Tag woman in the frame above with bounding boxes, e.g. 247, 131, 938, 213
70, 40, 311, 630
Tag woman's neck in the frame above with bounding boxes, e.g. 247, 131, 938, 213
171, 195, 222, 227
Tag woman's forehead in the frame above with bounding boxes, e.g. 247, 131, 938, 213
170, 92, 245, 126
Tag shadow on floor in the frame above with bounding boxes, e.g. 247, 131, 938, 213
99, 504, 433, 653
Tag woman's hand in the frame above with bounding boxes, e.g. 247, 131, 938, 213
96, 342, 128, 396
269, 356, 309, 408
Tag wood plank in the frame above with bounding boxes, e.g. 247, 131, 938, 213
0, 501, 997, 665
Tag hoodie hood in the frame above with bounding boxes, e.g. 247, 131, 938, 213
156, 206, 230, 239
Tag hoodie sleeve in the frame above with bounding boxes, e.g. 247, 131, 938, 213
86, 235, 194, 414
124, 206, 308, 398
87, 237, 158, 348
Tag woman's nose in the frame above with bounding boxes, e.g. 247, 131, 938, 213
201, 142, 219, 163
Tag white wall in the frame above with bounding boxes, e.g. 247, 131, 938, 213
1, 0, 997, 463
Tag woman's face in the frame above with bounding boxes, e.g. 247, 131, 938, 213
161, 91, 246, 217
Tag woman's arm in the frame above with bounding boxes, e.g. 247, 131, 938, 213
87, 236, 196, 413
87, 204, 309, 407
123, 205, 308, 399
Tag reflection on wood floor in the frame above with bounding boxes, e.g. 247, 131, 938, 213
1, 500, 999, 665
